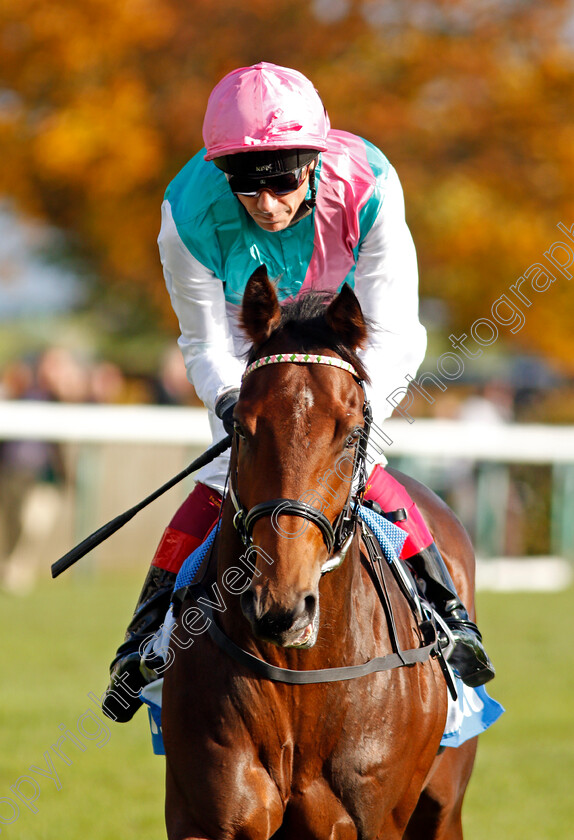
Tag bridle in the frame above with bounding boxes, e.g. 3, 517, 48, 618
188, 352, 443, 686
228, 352, 373, 574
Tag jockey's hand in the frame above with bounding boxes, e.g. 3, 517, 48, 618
215, 388, 240, 435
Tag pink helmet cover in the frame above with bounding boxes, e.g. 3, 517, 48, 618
203, 62, 330, 160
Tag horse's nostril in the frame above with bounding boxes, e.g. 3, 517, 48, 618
240, 588, 256, 619
304, 593, 316, 616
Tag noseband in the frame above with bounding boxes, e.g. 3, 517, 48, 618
229, 353, 372, 573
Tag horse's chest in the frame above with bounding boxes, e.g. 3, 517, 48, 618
237, 675, 414, 785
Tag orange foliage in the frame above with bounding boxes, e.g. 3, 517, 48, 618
1, 0, 573, 368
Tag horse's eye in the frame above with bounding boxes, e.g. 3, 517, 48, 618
345, 427, 362, 449
234, 422, 246, 440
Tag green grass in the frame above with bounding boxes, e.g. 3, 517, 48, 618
2, 571, 573, 839
1, 571, 165, 840
464, 586, 574, 838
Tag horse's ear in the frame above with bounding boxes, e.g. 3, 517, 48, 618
241, 265, 282, 347
325, 283, 368, 350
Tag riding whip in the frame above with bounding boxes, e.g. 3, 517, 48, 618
51, 434, 232, 578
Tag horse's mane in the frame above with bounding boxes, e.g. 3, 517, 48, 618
245, 291, 371, 384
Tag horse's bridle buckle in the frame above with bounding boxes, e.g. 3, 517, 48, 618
321, 528, 355, 575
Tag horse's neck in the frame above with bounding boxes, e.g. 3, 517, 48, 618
318, 540, 379, 647
213, 510, 256, 635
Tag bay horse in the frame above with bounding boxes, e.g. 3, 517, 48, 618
162, 266, 477, 840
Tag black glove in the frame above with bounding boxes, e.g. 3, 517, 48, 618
214, 388, 240, 435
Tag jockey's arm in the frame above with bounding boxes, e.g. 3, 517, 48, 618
353, 165, 427, 427
158, 199, 245, 415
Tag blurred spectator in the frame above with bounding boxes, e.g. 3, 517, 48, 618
89, 360, 128, 404
0, 350, 77, 593
152, 346, 199, 406
0, 357, 34, 400
36, 345, 91, 403
458, 381, 514, 425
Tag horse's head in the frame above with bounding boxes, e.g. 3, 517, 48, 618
231, 266, 370, 649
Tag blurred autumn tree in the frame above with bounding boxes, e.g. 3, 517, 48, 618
1, 0, 573, 370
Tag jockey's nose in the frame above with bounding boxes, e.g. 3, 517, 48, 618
256, 189, 281, 211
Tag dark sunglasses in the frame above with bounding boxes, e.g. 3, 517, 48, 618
226, 165, 309, 197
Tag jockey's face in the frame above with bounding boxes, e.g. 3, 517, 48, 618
236, 170, 311, 232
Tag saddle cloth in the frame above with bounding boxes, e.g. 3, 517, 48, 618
141, 505, 504, 755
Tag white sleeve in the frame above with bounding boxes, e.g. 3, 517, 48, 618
353, 165, 427, 425
158, 199, 244, 412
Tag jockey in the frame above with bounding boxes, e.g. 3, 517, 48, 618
102, 62, 494, 722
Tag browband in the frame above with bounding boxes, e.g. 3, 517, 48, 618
243, 353, 360, 382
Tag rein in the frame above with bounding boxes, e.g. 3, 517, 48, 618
197, 589, 437, 685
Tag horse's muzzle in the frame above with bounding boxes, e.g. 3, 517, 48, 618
240, 587, 319, 648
